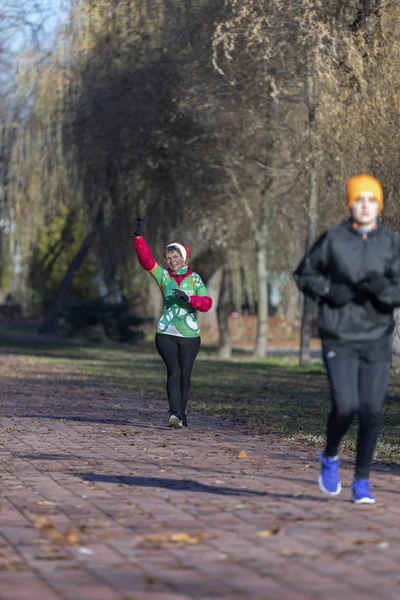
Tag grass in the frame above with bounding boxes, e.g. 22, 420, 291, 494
1, 323, 400, 464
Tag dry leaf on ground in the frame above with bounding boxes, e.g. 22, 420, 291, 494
257, 523, 281, 538
34, 517, 54, 530
34, 518, 80, 545
344, 537, 382, 546
138, 531, 216, 546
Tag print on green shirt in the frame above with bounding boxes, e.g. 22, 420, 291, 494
149, 264, 208, 338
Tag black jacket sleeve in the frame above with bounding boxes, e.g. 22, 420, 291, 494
293, 232, 330, 300
372, 236, 400, 308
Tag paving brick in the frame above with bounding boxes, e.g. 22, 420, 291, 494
0, 572, 62, 600
1, 353, 400, 599
41, 569, 122, 600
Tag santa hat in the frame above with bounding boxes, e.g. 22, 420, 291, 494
166, 242, 190, 263
346, 174, 384, 213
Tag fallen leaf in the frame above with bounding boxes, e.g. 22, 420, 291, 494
139, 531, 216, 546
280, 548, 298, 557
257, 530, 272, 538
170, 533, 201, 544
344, 537, 382, 546
257, 523, 281, 538
63, 525, 80, 544
238, 450, 248, 459
35, 545, 71, 561
34, 518, 80, 545
36, 500, 55, 506
34, 517, 54, 530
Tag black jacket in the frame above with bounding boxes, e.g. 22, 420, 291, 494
294, 219, 400, 343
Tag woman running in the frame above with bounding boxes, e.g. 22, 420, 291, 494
133, 215, 212, 428
294, 174, 400, 504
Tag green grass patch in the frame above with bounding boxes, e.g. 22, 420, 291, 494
1, 323, 400, 464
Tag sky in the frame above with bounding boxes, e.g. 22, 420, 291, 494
1, 1, 68, 106
5, 0, 67, 54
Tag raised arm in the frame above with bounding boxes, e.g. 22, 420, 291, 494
133, 215, 164, 284
134, 236, 157, 272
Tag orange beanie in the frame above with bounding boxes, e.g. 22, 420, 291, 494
346, 174, 384, 213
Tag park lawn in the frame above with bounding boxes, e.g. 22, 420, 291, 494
1, 324, 400, 463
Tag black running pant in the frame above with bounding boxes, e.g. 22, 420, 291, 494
155, 333, 201, 418
322, 344, 390, 480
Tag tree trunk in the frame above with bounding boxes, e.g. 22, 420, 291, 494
391, 309, 400, 368
197, 266, 222, 338
254, 191, 269, 357
300, 63, 319, 366
39, 222, 99, 334
285, 278, 300, 324
217, 263, 232, 359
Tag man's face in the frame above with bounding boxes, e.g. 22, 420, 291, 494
165, 250, 184, 271
351, 191, 380, 228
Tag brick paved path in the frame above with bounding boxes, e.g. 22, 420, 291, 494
0, 354, 400, 600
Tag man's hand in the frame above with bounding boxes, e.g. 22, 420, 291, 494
134, 215, 148, 237
357, 276, 388, 298
323, 283, 354, 307
173, 289, 190, 303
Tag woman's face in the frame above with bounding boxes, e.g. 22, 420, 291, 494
164, 250, 185, 272
351, 191, 380, 228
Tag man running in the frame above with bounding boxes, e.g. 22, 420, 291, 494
294, 174, 400, 504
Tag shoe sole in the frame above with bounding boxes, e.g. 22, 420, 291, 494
169, 416, 182, 429
352, 497, 375, 505
318, 475, 342, 496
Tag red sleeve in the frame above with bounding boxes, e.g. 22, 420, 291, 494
134, 236, 157, 271
189, 295, 213, 312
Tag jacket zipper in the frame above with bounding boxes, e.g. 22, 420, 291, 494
362, 233, 367, 280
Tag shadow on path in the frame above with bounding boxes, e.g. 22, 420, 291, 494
20, 413, 167, 429
78, 472, 267, 496
76, 472, 334, 502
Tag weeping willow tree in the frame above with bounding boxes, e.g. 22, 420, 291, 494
6, 51, 88, 314
6, 0, 240, 331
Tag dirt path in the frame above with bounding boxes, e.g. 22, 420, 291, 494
0, 354, 399, 599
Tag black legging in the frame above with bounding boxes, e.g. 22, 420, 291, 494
322, 344, 390, 480
155, 333, 201, 418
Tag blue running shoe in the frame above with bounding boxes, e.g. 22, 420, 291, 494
352, 479, 375, 504
318, 453, 341, 495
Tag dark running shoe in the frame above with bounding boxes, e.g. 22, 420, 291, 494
181, 414, 188, 428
